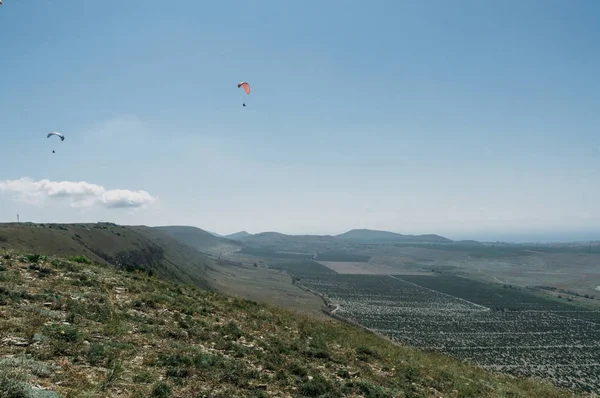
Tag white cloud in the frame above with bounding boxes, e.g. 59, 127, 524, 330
0, 178, 156, 209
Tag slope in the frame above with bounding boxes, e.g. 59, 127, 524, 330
0, 252, 577, 398
0, 222, 213, 289
155, 225, 241, 256
336, 228, 452, 244
240, 232, 348, 253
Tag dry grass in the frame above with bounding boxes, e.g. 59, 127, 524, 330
0, 251, 585, 398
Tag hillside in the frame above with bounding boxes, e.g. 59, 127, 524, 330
225, 231, 253, 241
336, 229, 452, 244
240, 232, 348, 253
0, 252, 576, 398
0, 223, 213, 289
155, 225, 241, 256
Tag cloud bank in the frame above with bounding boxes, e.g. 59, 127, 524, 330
0, 178, 156, 209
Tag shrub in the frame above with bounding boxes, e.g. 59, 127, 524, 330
86, 343, 106, 366
299, 375, 338, 397
0, 375, 29, 398
69, 255, 91, 264
287, 362, 308, 378
26, 254, 41, 263
220, 321, 244, 340
151, 382, 172, 398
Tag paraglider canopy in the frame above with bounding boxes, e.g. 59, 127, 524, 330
237, 81, 250, 95
47, 132, 65, 141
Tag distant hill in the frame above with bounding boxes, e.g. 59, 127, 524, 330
154, 225, 241, 256
0, 222, 213, 289
225, 231, 253, 241
336, 229, 452, 244
240, 232, 348, 253
456, 240, 485, 246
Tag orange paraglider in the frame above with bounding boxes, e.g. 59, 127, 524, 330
237, 81, 250, 107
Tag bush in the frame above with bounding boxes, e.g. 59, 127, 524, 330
43, 324, 81, 343
356, 346, 380, 361
287, 362, 308, 378
0, 375, 29, 398
69, 255, 91, 264
151, 382, 172, 398
86, 343, 106, 366
221, 321, 244, 340
26, 254, 41, 263
299, 375, 338, 397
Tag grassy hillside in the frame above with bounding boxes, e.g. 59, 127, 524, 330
155, 226, 241, 257
0, 251, 579, 398
0, 223, 213, 289
240, 232, 348, 253
336, 229, 452, 244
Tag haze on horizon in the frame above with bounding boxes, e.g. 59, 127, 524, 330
1, 1, 599, 243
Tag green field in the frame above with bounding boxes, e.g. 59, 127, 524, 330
315, 251, 372, 262
401, 275, 600, 320
265, 259, 337, 275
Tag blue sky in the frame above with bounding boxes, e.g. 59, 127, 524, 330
0, 0, 599, 241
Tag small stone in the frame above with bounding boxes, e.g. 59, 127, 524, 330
33, 333, 46, 343
2, 336, 29, 346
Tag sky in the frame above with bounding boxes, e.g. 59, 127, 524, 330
0, 0, 599, 242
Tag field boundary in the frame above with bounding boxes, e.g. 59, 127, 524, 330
388, 274, 491, 311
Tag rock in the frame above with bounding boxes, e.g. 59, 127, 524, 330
2, 336, 29, 346
33, 333, 47, 343
348, 370, 360, 378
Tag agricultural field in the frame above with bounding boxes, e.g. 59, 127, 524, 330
318, 261, 434, 275
296, 273, 600, 393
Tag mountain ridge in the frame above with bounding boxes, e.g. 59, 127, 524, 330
155, 225, 240, 256
335, 228, 452, 244
0, 222, 214, 289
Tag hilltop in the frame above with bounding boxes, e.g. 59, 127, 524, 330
225, 231, 253, 241
239, 232, 346, 253
0, 251, 575, 398
335, 229, 452, 244
155, 225, 241, 256
0, 223, 213, 289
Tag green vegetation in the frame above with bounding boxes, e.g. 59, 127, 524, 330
0, 252, 575, 397
401, 275, 600, 321
0, 223, 214, 289
239, 247, 314, 260
265, 259, 336, 275
68, 255, 91, 264
316, 251, 371, 262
